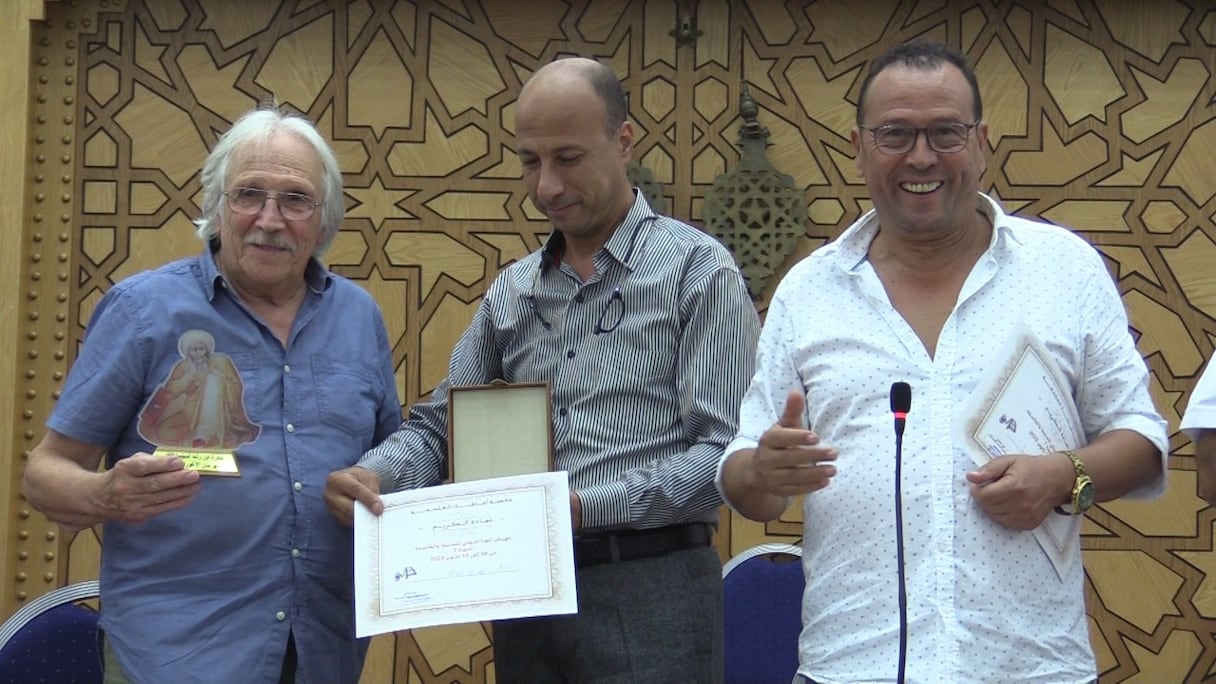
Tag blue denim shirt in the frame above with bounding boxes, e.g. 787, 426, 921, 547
47, 250, 401, 684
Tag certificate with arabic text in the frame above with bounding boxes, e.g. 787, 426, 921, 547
964, 325, 1086, 579
354, 471, 577, 636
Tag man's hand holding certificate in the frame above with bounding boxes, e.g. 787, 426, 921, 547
353, 471, 577, 636
964, 325, 1086, 579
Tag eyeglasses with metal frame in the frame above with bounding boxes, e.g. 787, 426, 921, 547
224, 187, 322, 221
858, 121, 980, 155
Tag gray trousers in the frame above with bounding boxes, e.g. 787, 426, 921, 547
492, 544, 723, 683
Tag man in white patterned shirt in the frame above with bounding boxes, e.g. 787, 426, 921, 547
718, 39, 1166, 683
325, 57, 759, 683
1181, 361, 1216, 503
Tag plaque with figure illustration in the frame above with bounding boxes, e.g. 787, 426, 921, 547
139, 329, 261, 476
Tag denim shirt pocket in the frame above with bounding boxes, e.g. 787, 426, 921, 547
311, 353, 380, 439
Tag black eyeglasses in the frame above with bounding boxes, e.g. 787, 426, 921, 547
859, 121, 979, 155
594, 286, 624, 335
524, 267, 626, 335
224, 187, 322, 221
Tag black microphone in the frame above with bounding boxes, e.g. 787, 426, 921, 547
891, 381, 911, 436
890, 381, 911, 684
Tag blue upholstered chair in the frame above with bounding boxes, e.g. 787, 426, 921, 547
722, 543, 805, 684
0, 581, 102, 684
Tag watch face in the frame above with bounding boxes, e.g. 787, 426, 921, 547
1076, 479, 1096, 512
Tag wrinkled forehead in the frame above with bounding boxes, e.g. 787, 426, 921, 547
227, 131, 323, 185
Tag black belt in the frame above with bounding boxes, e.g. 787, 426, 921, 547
574, 523, 713, 568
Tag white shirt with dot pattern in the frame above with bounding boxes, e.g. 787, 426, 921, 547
1181, 358, 1216, 440
720, 193, 1167, 684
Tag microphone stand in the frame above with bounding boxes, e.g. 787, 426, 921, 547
890, 381, 911, 684
894, 418, 908, 684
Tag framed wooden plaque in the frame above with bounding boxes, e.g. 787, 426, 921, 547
447, 381, 554, 483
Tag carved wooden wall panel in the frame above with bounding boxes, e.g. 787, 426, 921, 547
5, 0, 1216, 681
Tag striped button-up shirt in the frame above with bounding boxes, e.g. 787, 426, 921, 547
361, 193, 759, 530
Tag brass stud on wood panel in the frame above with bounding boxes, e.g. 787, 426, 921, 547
18, 531, 28, 540
17, 591, 27, 601
44, 552, 54, 561
44, 573, 54, 583
44, 531, 55, 542
15, 573, 25, 582
25, 390, 37, 399
18, 511, 29, 520
18, 551, 28, 561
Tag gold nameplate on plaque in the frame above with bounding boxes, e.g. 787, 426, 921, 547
154, 448, 241, 477
447, 381, 554, 483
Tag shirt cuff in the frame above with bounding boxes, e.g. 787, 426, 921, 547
574, 480, 630, 531
356, 453, 401, 494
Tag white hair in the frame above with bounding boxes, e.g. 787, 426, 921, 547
192, 108, 344, 255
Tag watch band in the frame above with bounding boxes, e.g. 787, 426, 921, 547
1053, 449, 1093, 516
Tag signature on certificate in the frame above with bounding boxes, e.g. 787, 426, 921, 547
394, 566, 417, 581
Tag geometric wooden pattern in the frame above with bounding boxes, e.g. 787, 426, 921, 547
4, 1, 1216, 682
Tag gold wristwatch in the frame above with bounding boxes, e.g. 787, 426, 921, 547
1054, 449, 1094, 516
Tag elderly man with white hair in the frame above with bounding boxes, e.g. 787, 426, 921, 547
24, 106, 401, 684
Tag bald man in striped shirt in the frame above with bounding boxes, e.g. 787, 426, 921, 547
325, 57, 759, 683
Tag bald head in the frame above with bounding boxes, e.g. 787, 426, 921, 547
521, 58, 627, 136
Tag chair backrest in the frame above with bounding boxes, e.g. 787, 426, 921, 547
722, 543, 804, 684
0, 581, 102, 684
